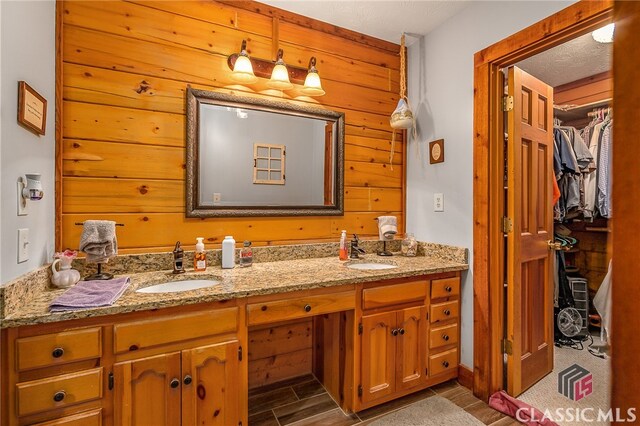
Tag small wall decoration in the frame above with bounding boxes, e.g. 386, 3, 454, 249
253, 143, 286, 185
18, 81, 47, 136
429, 139, 445, 164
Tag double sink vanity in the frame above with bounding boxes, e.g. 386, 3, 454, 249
0, 241, 467, 426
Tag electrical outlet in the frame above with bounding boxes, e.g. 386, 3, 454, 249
17, 180, 27, 216
213, 193, 221, 203
18, 228, 29, 263
434, 193, 444, 212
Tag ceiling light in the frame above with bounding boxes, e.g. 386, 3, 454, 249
592, 23, 614, 43
301, 57, 325, 97
267, 49, 293, 90
230, 39, 258, 84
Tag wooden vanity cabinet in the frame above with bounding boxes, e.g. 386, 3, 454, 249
113, 340, 241, 426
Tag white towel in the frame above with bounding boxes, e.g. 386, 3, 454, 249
377, 216, 397, 241
79, 220, 118, 263
593, 260, 612, 343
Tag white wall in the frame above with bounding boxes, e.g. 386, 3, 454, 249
406, 0, 574, 368
1, 0, 56, 284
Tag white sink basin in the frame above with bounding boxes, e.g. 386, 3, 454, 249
346, 262, 397, 271
137, 279, 220, 293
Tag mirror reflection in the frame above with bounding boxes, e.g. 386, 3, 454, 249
186, 89, 344, 217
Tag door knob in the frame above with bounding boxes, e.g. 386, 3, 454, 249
304, 304, 312, 312
442, 334, 449, 341
442, 361, 450, 368
391, 328, 399, 336
443, 309, 451, 316
445, 286, 452, 292
52, 347, 64, 358
53, 390, 66, 402
399, 328, 405, 335
170, 378, 180, 388
183, 375, 193, 385
547, 240, 563, 250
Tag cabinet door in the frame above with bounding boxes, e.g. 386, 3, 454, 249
182, 340, 242, 426
113, 352, 182, 426
396, 306, 426, 391
360, 311, 396, 404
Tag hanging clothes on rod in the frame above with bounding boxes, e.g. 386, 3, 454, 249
582, 107, 613, 219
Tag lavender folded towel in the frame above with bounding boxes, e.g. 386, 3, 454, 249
49, 277, 130, 312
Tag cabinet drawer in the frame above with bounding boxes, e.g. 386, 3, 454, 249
32, 409, 102, 425
16, 368, 103, 417
114, 308, 237, 354
247, 291, 355, 326
429, 323, 458, 350
431, 277, 460, 299
362, 280, 426, 310
428, 348, 458, 377
16, 328, 102, 372
429, 301, 459, 323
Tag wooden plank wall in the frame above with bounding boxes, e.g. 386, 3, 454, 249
58, 0, 404, 252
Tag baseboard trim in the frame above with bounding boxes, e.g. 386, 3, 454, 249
458, 364, 473, 390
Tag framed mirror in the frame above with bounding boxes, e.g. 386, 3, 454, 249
186, 88, 345, 217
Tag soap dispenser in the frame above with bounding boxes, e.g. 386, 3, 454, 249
173, 241, 185, 274
194, 237, 207, 271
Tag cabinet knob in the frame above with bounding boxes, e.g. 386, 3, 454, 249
443, 309, 451, 316
170, 378, 180, 389
399, 328, 405, 335
183, 375, 193, 385
53, 390, 66, 402
52, 347, 64, 358
442, 361, 450, 368
445, 286, 452, 292
391, 328, 399, 336
442, 334, 450, 341
304, 304, 312, 312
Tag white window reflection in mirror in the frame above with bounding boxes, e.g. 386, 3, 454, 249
253, 143, 285, 185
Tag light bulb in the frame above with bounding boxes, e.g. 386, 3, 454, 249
592, 23, 614, 43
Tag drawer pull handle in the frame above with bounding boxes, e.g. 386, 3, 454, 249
445, 286, 452, 292
52, 347, 64, 358
53, 391, 66, 402
170, 378, 180, 389
183, 375, 193, 385
391, 328, 399, 336
304, 304, 312, 312
399, 328, 405, 335
442, 334, 450, 341
442, 361, 450, 368
443, 309, 451, 316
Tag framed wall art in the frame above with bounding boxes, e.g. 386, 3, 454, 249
18, 81, 47, 136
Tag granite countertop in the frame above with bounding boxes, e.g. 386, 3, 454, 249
0, 250, 467, 328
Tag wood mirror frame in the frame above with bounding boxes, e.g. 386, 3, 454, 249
185, 88, 345, 217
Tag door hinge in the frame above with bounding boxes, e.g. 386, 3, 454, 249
502, 339, 513, 356
358, 323, 363, 335
426, 312, 429, 321
358, 385, 363, 397
503, 95, 514, 112
502, 216, 513, 234
238, 346, 243, 361
108, 372, 114, 390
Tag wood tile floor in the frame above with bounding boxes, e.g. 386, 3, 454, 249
248, 375, 523, 426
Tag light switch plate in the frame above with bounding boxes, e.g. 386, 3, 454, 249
434, 193, 444, 212
213, 193, 221, 203
18, 228, 29, 263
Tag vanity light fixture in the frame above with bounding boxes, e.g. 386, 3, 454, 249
226, 40, 325, 96
230, 39, 258, 84
592, 23, 614, 43
267, 49, 293, 90
301, 57, 325, 97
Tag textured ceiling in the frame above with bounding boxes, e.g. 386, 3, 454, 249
516, 31, 612, 87
260, 0, 470, 44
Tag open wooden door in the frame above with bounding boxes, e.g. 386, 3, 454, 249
505, 66, 555, 396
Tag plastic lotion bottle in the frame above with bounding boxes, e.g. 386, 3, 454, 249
339, 230, 348, 261
222, 236, 236, 269
194, 237, 207, 271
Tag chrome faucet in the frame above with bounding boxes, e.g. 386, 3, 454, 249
350, 234, 366, 259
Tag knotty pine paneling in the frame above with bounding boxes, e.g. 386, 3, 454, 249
59, 0, 404, 251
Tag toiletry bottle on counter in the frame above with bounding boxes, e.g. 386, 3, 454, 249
194, 237, 207, 271
240, 241, 253, 267
222, 236, 236, 269
339, 230, 348, 261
